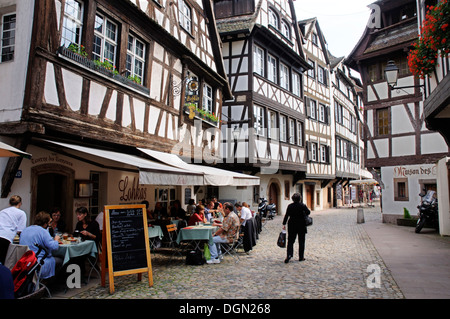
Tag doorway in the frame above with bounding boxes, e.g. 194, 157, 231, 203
31, 164, 74, 231
306, 184, 315, 210
268, 182, 279, 216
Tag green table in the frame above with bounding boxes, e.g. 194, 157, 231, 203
54, 240, 97, 265
176, 225, 216, 249
148, 225, 163, 250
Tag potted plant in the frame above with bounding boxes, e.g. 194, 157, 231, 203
397, 207, 418, 227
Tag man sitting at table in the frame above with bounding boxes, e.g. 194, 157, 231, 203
19, 211, 62, 280
206, 202, 240, 264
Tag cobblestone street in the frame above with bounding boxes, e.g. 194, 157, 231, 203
56, 204, 404, 299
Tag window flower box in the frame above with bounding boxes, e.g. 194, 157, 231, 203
57, 46, 150, 96
183, 104, 219, 126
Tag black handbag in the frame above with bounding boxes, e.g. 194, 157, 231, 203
305, 215, 313, 226
277, 230, 286, 248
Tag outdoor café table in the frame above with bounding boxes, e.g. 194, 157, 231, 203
53, 240, 97, 266
148, 225, 163, 250
176, 224, 216, 251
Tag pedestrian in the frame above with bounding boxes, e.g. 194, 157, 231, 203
282, 193, 310, 263
0, 195, 27, 265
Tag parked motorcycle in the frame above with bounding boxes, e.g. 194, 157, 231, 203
415, 190, 439, 233
258, 198, 276, 220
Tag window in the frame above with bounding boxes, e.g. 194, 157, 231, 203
268, 111, 277, 139
268, 54, 277, 83
179, 0, 192, 33
1, 13, 16, 62
253, 45, 264, 76
61, 0, 83, 48
309, 99, 317, 120
310, 142, 317, 161
292, 71, 302, 97
317, 65, 326, 85
335, 101, 343, 124
336, 138, 342, 157
289, 119, 295, 144
394, 178, 409, 201
377, 108, 389, 136
312, 33, 318, 46
93, 13, 118, 66
297, 122, 304, 147
307, 59, 315, 78
280, 63, 289, 90
320, 145, 328, 163
268, 8, 278, 29
284, 181, 290, 199
203, 83, 213, 114
281, 20, 290, 38
126, 34, 145, 84
280, 115, 287, 142
254, 105, 265, 136
318, 104, 326, 123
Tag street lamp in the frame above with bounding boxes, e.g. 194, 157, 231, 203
384, 60, 424, 90
384, 60, 399, 89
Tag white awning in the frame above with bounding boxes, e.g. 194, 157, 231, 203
0, 141, 32, 159
44, 140, 204, 186
138, 148, 260, 186
349, 179, 379, 185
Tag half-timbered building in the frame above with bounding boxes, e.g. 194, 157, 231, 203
0, 0, 261, 229
298, 17, 334, 210
416, 0, 450, 235
346, 0, 449, 223
213, 0, 310, 214
330, 53, 373, 207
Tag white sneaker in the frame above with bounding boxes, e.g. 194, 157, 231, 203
206, 258, 220, 264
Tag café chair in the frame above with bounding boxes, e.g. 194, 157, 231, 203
165, 224, 182, 259
219, 228, 241, 263
87, 241, 102, 283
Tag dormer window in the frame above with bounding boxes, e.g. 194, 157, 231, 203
179, 0, 192, 34
268, 8, 278, 29
281, 20, 290, 39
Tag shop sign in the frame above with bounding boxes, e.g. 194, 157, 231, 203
393, 165, 436, 178
31, 154, 73, 167
118, 176, 147, 201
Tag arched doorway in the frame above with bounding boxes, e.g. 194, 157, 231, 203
268, 182, 280, 216
31, 164, 74, 231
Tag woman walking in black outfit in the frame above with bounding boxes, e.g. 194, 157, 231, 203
282, 193, 311, 263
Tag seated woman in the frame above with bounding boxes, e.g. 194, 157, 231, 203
48, 207, 66, 237
188, 205, 207, 226
74, 207, 100, 245
19, 211, 62, 280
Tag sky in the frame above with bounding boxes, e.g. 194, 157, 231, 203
294, 0, 375, 58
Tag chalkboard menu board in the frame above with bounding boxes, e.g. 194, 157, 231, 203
109, 207, 147, 271
102, 204, 153, 294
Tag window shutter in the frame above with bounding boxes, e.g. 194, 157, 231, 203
306, 141, 312, 162
305, 97, 311, 117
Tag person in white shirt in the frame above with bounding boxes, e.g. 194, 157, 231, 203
0, 195, 27, 265
235, 202, 252, 226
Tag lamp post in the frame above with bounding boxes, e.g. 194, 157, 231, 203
384, 60, 424, 90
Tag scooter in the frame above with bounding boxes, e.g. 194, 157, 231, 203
415, 190, 439, 233
258, 198, 276, 220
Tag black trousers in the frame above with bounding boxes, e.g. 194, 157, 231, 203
286, 227, 306, 260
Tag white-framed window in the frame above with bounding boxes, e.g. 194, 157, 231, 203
318, 65, 326, 85
318, 103, 326, 123
253, 45, 264, 76
307, 59, 315, 78
179, 0, 192, 33
268, 111, 277, 139
336, 138, 342, 157
280, 115, 287, 142
309, 99, 317, 120
281, 20, 290, 38
292, 71, 301, 97
280, 63, 289, 90
1, 13, 16, 63
93, 13, 118, 66
126, 34, 146, 84
320, 145, 327, 163
268, 8, 278, 29
297, 122, 304, 147
203, 83, 213, 114
311, 142, 317, 161
268, 54, 277, 83
289, 119, 295, 144
254, 105, 265, 136
61, 0, 84, 48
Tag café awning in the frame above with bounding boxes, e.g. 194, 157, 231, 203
349, 179, 379, 185
44, 140, 204, 186
0, 141, 32, 159
138, 148, 260, 186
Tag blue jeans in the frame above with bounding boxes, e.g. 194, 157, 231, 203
209, 236, 228, 259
